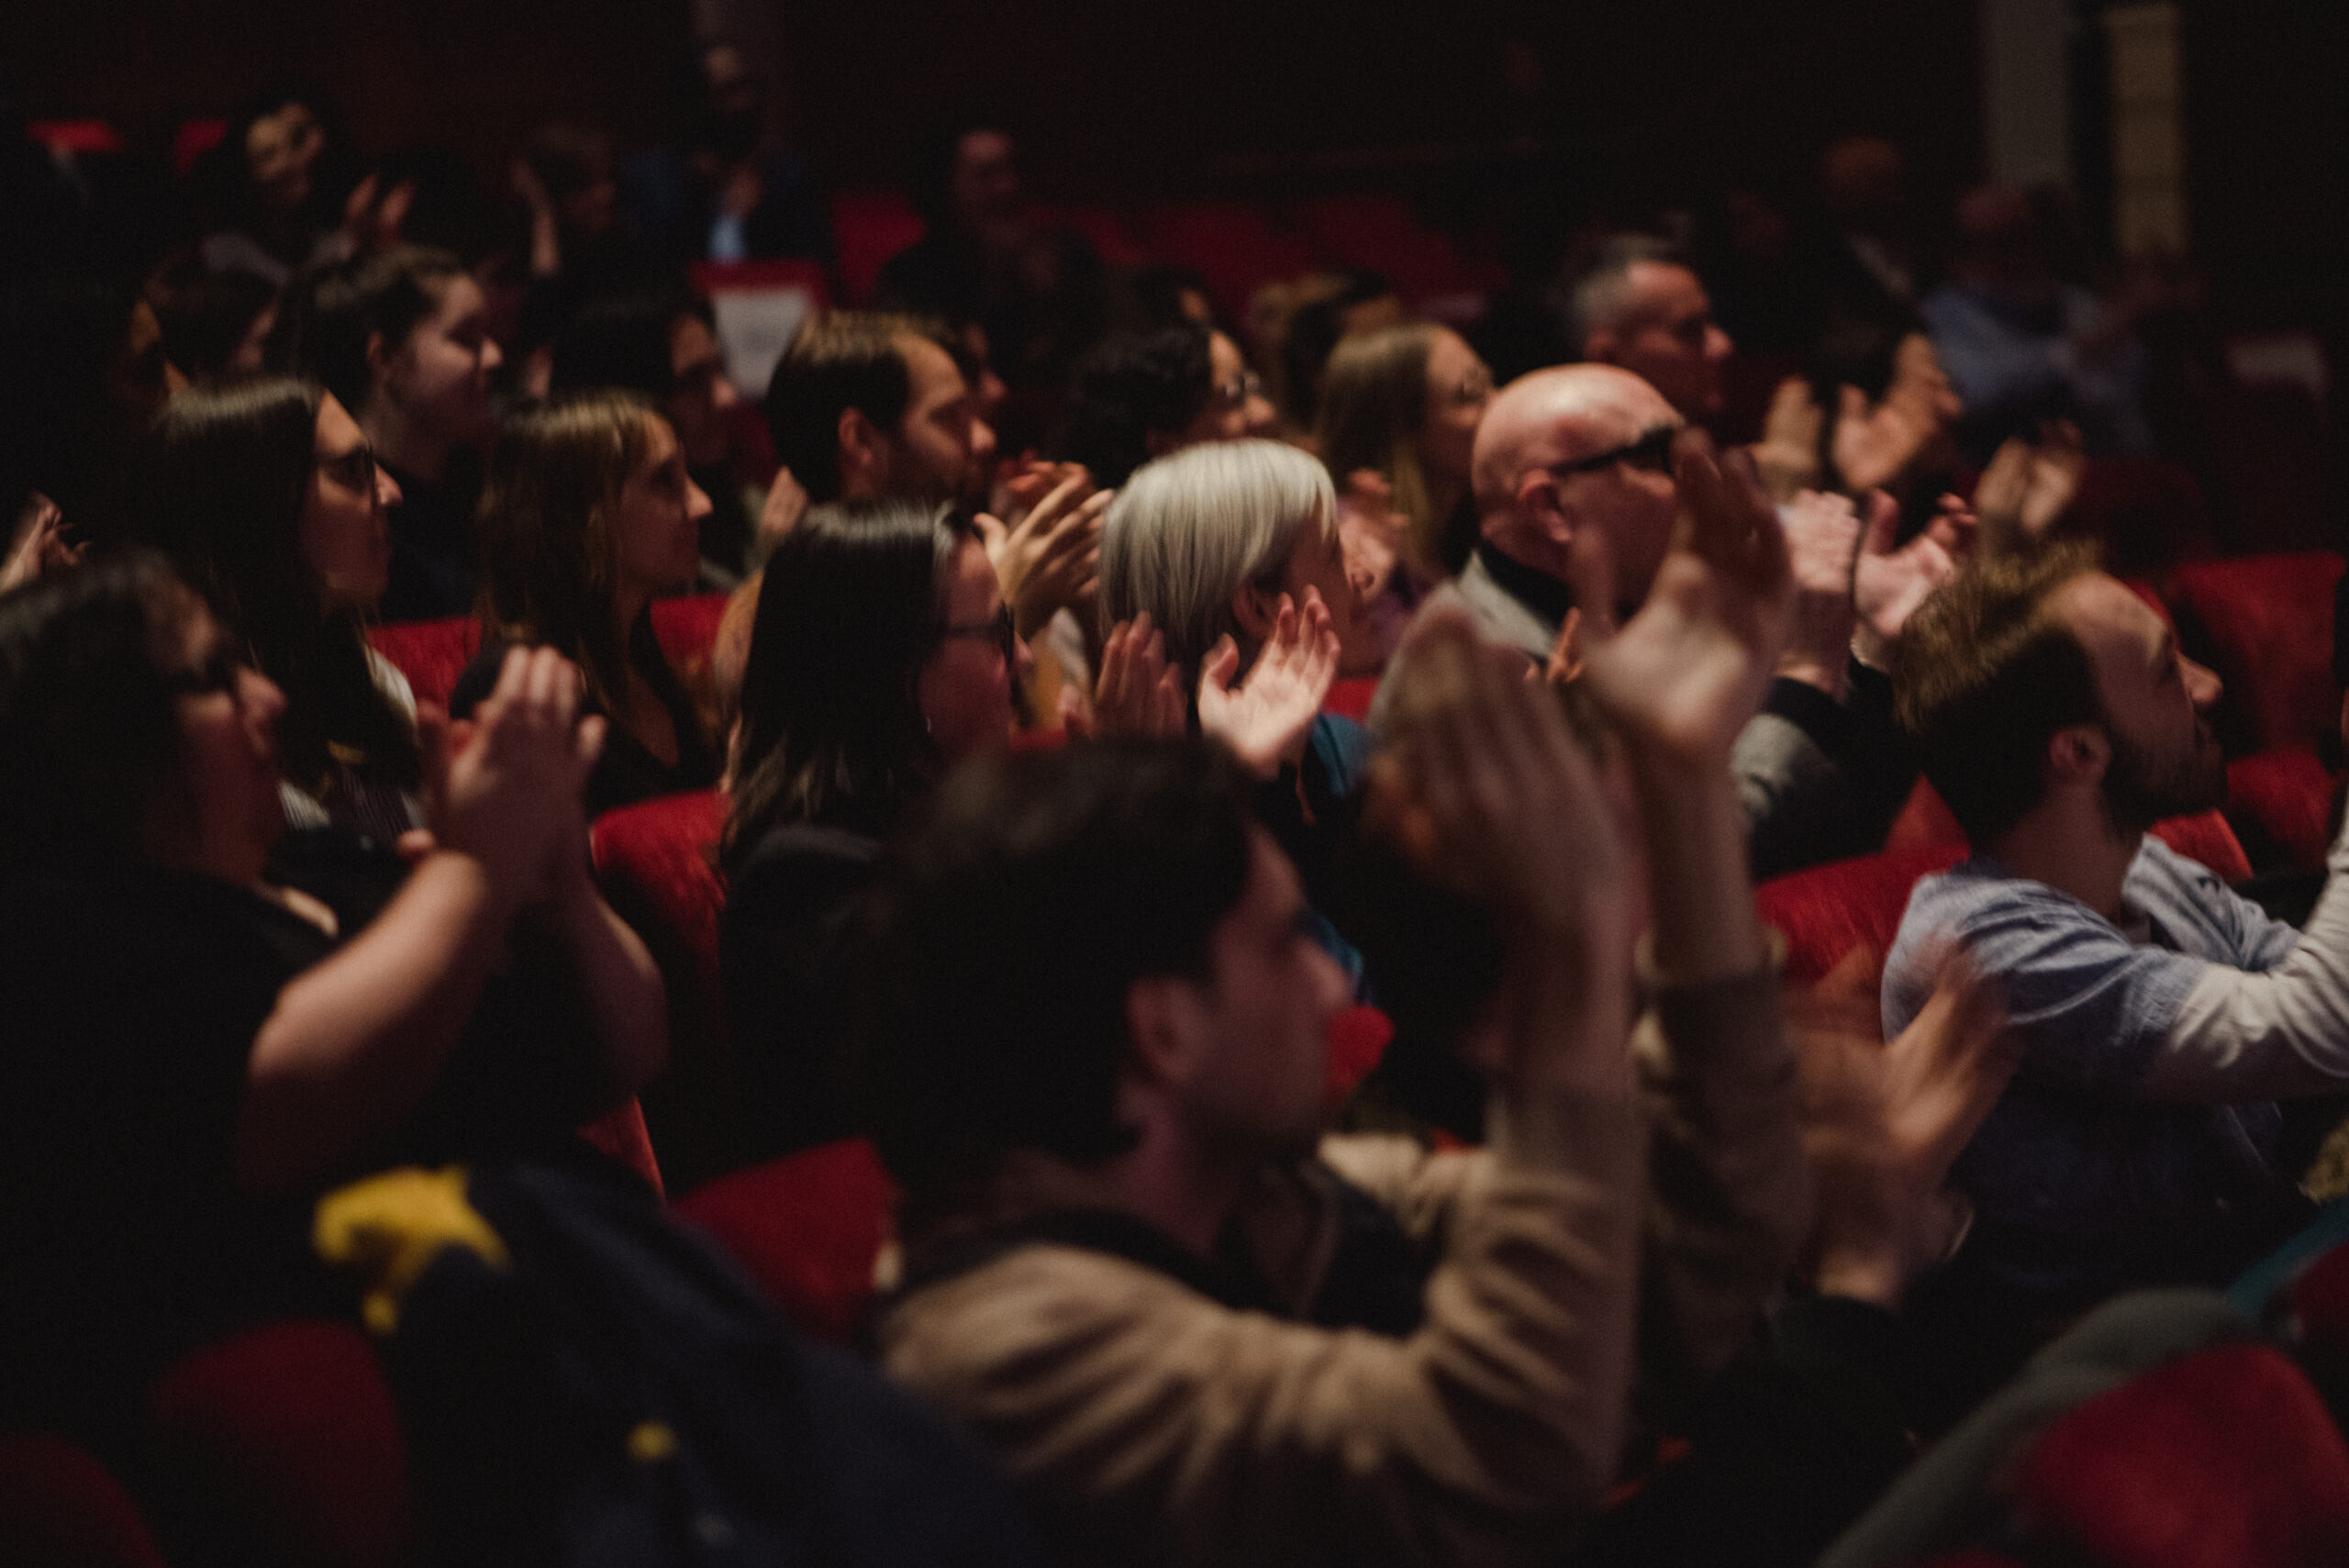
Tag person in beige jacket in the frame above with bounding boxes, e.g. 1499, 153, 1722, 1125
863, 435, 1811, 1566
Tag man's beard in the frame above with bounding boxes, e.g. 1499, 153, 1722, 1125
2100, 718, 2227, 835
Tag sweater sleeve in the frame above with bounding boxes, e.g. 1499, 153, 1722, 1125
2146, 816, 2349, 1100
878, 1096, 1645, 1568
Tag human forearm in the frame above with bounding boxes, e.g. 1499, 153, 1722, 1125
1627, 749, 1766, 984
237, 851, 518, 1192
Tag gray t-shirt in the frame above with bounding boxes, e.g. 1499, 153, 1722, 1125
1883, 837, 2310, 1303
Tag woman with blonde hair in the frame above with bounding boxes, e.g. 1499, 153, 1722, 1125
452, 388, 719, 815
1316, 323, 1494, 655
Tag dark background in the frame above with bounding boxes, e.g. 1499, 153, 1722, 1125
4, 0, 2342, 331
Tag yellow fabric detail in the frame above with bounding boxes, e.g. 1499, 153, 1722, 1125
313, 1166, 509, 1334
627, 1421, 678, 1463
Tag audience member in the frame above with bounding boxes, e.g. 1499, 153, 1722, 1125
1887, 544, 2349, 1342
550, 285, 755, 580
764, 309, 996, 512
0, 274, 184, 545
0, 553, 664, 1453
1056, 322, 1275, 489
117, 374, 421, 840
876, 119, 1105, 429
1264, 268, 1406, 434
1424, 362, 1964, 878
866, 434, 1809, 1562
1920, 183, 2154, 463
196, 83, 361, 285
720, 500, 1024, 1162
148, 259, 279, 382
272, 245, 505, 620
1558, 235, 1735, 427
618, 38, 834, 268
454, 390, 720, 815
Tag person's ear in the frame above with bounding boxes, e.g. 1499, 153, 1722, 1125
1517, 468, 1571, 537
1230, 580, 1278, 643
1124, 975, 1206, 1091
837, 406, 888, 493
1582, 328, 1620, 366
2047, 723, 2110, 787
362, 329, 394, 395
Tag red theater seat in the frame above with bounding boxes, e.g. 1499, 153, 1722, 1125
1756, 844, 1967, 987
674, 1137, 896, 1344
2231, 746, 2342, 868
0, 1434, 167, 1568
1291, 195, 1501, 306
365, 617, 479, 713
2013, 1342, 2349, 1568
651, 591, 731, 711
1134, 201, 1320, 324
829, 191, 925, 306
576, 1099, 663, 1200
2055, 456, 2216, 577
589, 788, 734, 1193
1323, 675, 1378, 724
2166, 551, 2344, 754
147, 1321, 411, 1568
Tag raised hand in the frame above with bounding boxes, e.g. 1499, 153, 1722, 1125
1776, 489, 1863, 694
1581, 431, 1793, 774
0, 494, 84, 594
1831, 332, 1961, 495
430, 647, 604, 909
977, 467, 1108, 639
1792, 947, 2018, 1308
1197, 589, 1339, 777
1753, 375, 1825, 501
1373, 607, 1635, 1092
1853, 486, 1976, 664
1972, 420, 2085, 558
1085, 613, 1186, 740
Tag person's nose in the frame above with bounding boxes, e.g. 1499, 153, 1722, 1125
374, 464, 404, 509
686, 476, 714, 521
2183, 656, 2222, 712
710, 373, 740, 412
1707, 323, 1734, 362
480, 336, 505, 374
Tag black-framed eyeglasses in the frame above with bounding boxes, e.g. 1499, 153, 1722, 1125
313, 441, 379, 494
1211, 369, 1264, 411
941, 605, 1019, 665
1546, 426, 1679, 480
163, 642, 247, 700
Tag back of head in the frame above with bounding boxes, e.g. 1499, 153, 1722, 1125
550, 287, 703, 401
1557, 232, 1686, 358
1100, 439, 1333, 676
1893, 541, 2102, 845
860, 738, 1255, 1226
474, 389, 653, 708
725, 498, 962, 856
763, 311, 918, 506
1317, 322, 1440, 529
269, 243, 465, 415
0, 552, 189, 878
1469, 361, 1657, 518
1056, 324, 1213, 488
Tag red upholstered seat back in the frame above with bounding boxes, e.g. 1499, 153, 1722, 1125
589, 787, 734, 1193
674, 1137, 897, 1344
2148, 808, 2254, 883
1323, 675, 1378, 724
0, 1434, 167, 1568
2166, 550, 2345, 754
1325, 1004, 1395, 1108
1755, 844, 1967, 988
1134, 201, 1320, 323
146, 1320, 411, 1568
2227, 747, 2341, 869
365, 617, 480, 713
575, 1099, 664, 1200
1290, 195, 1503, 305
829, 191, 925, 306
2013, 1341, 2349, 1568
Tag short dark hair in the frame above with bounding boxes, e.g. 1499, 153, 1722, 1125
549, 286, 711, 402
1055, 325, 1214, 488
0, 550, 192, 877
857, 740, 1256, 1223
269, 243, 466, 415
1557, 232, 1689, 355
763, 310, 930, 505
1893, 541, 2103, 845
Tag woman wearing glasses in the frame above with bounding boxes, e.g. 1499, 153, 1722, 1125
117, 373, 422, 840
719, 499, 1026, 1162
453, 389, 720, 817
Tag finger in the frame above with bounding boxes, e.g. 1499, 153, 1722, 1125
1861, 489, 1902, 558
571, 714, 608, 791
1152, 666, 1186, 736
1199, 635, 1241, 697
491, 644, 533, 708
1097, 623, 1132, 711
395, 828, 439, 866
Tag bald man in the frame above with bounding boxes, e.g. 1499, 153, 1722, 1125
1411, 363, 1924, 880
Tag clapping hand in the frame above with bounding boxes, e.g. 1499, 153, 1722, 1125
1792, 947, 2018, 1308
1831, 333, 1961, 495
1753, 376, 1826, 501
1197, 589, 1339, 778
0, 495, 84, 594
975, 465, 1108, 639
1973, 420, 2085, 558
1776, 489, 1863, 694
1581, 432, 1794, 774
1082, 612, 1187, 740
1853, 486, 1976, 665
414, 647, 606, 911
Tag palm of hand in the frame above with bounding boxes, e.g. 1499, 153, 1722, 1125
1585, 555, 1778, 769
1199, 657, 1319, 773
1855, 533, 1956, 643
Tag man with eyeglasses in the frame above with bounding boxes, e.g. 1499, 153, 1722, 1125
1408, 361, 1942, 880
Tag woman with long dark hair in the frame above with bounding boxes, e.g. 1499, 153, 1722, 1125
119, 373, 421, 841
454, 388, 720, 816
719, 498, 1023, 1160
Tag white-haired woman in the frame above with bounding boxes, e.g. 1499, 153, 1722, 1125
1095, 438, 1377, 977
